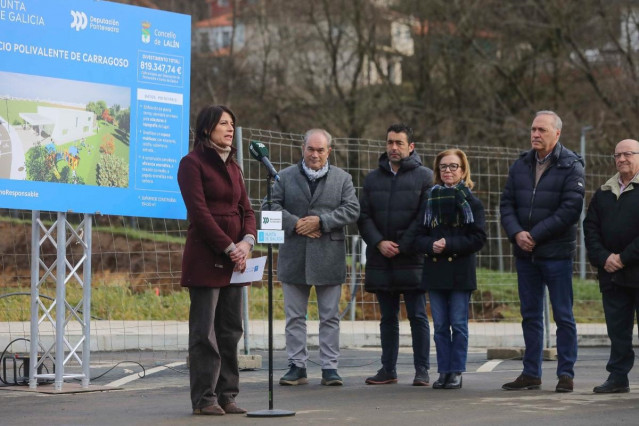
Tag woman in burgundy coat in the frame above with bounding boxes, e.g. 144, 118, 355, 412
177, 105, 257, 416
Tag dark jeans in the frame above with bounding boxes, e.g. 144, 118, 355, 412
188, 286, 243, 410
429, 290, 472, 374
516, 257, 578, 379
376, 291, 430, 371
602, 285, 639, 383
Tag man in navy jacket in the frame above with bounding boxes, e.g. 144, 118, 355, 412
584, 139, 639, 394
500, 111, 585, 393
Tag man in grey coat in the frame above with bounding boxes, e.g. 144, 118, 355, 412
262, 128, 360, 386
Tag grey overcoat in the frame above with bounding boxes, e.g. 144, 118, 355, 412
262, 163, 360, 285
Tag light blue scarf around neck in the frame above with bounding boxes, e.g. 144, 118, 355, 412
301, 159, 330, 181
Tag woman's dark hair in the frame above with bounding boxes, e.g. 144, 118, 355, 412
194, 105, 236, 146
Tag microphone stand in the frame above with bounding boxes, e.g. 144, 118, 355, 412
247, 174, 295, 418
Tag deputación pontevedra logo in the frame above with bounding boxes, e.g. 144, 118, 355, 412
70, 10, 87, 31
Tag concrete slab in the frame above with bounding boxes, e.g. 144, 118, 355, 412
487, 347, 524, 360
239, 354, 262, 370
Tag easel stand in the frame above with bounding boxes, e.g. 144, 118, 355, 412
247, 176, 295, 418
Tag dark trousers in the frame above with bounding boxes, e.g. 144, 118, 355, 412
376, 291, 430, 371
188, 286, 243, 410
602, 285, 639, 382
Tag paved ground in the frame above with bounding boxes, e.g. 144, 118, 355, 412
1, 347, 637, 425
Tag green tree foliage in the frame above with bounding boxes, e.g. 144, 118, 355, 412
116, 108, 131, 133
25, 146, 85, 184
25, 145, 55, 182
97, 154, 129, 188
86, 100, 108, 118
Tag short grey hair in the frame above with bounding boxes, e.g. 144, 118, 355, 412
304, 128, 332, 148
535, 110, 563, 131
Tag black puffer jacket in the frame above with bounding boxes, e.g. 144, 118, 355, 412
358, 151, 434, 293
584, 174, 639, 290
500, 142, 585, 259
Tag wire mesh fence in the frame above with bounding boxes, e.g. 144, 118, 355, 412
0, 127, 617, 366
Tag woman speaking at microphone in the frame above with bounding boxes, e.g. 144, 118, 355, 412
178, 105, 257, 416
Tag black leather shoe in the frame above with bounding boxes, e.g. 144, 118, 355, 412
412, 366, 430, 386
444, 373, 462, 389
433, 373, 449, 389
593, 379, 630, 393
365, 367, 398, 385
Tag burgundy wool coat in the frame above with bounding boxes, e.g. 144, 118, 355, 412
177, 144, 257, 288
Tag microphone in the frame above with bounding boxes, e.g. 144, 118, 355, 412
249, 141, 280, 181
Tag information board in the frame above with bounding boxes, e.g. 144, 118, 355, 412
0, 0, 190, 219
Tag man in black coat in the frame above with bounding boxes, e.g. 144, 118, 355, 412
500, 110, 585, 393
584, 138, 639, 394
358, 123, 434, 386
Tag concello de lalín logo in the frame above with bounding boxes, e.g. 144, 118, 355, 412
0, 0, 45, 26
142, 21, 151, 44
70, 9, 120, 33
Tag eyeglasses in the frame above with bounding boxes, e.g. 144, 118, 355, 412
439, 163, 460, 171
612, 151, 639, 160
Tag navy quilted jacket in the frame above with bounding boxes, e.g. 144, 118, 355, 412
500, 142, 585, 259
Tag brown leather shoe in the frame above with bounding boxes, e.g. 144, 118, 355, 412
222, 402, 247, 414
502, 374, 541, 390
556, 375, 574, 393
193, 404, 225, 416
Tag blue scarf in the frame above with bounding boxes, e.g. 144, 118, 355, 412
424, 181, 474, 228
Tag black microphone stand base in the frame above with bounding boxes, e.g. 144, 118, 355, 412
246, 409, 296, 418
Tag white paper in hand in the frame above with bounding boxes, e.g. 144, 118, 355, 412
230, 256, 267, 284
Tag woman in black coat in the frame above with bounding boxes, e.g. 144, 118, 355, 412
415, 149, 486, 389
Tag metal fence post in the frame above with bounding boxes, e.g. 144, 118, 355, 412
579, 126, 592, 280
495, 216, 504, 272
349, 235, 359, 322
236, 126, 251, 355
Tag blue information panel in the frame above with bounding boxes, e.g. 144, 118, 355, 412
0, 0, 190, 219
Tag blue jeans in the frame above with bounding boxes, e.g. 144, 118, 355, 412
429, 290, 471, 373
376, 291, 430, 371
516, 257, 577, 379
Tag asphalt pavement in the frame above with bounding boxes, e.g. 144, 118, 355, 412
1, 347, 637, 425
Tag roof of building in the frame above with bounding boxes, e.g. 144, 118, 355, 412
195, 13, 233, 28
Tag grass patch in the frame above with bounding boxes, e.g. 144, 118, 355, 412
0, 284, 190, 321
475, 268, 603, 323
0, 268, 604, 323
92, 225, 185, 244
0, 215, 185, 245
